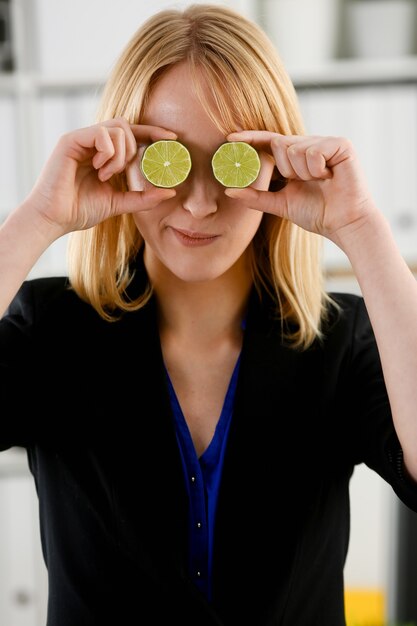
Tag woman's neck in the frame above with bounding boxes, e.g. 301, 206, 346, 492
146, 256, 253, 346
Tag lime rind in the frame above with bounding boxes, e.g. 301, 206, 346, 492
211, 141, 261, 188
141, 140, 192, 188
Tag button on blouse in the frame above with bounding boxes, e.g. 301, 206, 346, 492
165, 354, 241, 602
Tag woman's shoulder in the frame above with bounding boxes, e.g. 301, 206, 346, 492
327, 290, 363, 308
16, 275, 71, 301
322, 290, 375, 348
326, 291, 368, 322
3, 276, 89, 329
8, 275, 72, 308
325, 290, 366, 320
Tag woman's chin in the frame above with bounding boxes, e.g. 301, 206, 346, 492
169, 265, 225, 284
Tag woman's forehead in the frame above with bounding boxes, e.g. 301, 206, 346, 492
142, 61, 242, 137
142, 63, 229, 145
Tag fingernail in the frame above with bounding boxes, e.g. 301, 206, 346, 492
99, 170, 112, 182
155, 188, 176, 198
225, 188, 242, 198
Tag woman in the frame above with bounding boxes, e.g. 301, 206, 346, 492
1, 4, 417, 625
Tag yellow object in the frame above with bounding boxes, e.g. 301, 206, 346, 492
211, 141, 260, 188
141, 140, 192, 188
344, 587, 385, 626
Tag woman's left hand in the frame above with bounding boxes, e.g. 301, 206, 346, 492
225, 131, 378, 246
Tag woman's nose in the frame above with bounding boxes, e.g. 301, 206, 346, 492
181, 170, 218, 219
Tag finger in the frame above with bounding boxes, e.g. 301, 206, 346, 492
305, 144, 332, 179
270, 137, 297, 179
228, 131, 312, 179
227, 130, 278, 152
130, 124, 178, 144
229, 131, 325, 154
315, 136, 353, 169
273, 136, 334, 180
224, 186, 288, 218
66, 125, 115, 164
285, 141, 313, 180
100, 117, 138, 162
93, 122, 178, 183
96, 127, 127, 181
110, 187, 176, 216
279, 135, 350, 173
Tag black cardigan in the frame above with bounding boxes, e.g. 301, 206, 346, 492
1, 276, 417, 626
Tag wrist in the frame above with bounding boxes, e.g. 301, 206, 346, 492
330, 206, 390, 260
330, 208, 410, 295
14, 196, 66, 246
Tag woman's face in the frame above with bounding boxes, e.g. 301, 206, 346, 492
126, 62, 274, 284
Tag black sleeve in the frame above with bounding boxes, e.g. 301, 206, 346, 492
344, 296, 417, 512
0, 277, 69, 450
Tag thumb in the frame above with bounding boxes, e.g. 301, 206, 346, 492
111, 187, 176, 215
225, 187, 287, 218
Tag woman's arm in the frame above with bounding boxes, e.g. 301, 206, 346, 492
0, 200, 57, 317
0, 119, 177, 318
336, 208, 417, 481
225, 130, 417, 481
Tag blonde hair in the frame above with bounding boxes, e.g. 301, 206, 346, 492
67, 3, 331, 349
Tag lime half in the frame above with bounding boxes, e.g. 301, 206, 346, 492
211, 141, 261, 188
141, 140, 192, 188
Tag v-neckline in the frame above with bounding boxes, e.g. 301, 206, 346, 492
165, 353, 242, 461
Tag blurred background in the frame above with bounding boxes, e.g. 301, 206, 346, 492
1, 0, 417, 624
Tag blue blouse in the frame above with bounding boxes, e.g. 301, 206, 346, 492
165, 354, 241, 602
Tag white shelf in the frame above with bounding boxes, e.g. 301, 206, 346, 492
0, 72, 105, 95
0, 55, 415, 98
0, 448, 28, 477
35, 74, 105, 93
289, 55, 417, 88
1, 55, 417, 95
0, 73, 22, 94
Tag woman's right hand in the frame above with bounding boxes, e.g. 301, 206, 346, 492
24, 118, 177, 239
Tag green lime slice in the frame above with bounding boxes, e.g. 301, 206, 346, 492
211, 141, 261, 188
141, 140, 192, 188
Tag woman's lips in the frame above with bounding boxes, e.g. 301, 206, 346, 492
170, 227, 219, 247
